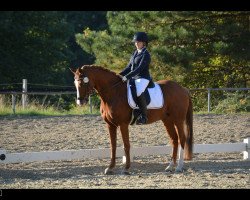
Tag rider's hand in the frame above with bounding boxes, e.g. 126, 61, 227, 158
122, 76, 127, 82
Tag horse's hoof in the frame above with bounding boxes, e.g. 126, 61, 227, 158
175, 167, 183, 173
121, 169, 130, 175
104, 168, 114, 175
165, 166, 175, 172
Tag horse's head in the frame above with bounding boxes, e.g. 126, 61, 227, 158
70, 66, 94, 106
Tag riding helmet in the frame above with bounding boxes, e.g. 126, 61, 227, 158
132, 32, 149, 44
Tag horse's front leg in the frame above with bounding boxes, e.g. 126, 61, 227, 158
120, 124, 130, 175
104, 123, 117, 175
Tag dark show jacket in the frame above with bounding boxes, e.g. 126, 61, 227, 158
120, 47, 151, 80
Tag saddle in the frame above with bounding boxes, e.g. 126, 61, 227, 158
129, 79, 154, 107
128, 79, 164, 125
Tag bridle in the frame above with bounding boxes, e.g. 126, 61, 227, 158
75, 74, 124, 100
75, 76, 94, 101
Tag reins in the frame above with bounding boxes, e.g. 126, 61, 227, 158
110, 79, 124, 90
97, 78, 124, 95
81, 77, 124, 96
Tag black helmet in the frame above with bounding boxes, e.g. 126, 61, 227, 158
132, 32, 148, 43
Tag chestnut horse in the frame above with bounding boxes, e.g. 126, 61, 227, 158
70, 65, 193, 174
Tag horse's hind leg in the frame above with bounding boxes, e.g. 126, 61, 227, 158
175, 145, 184, 172
162, 119, 179, 172
104, 123, 117, 175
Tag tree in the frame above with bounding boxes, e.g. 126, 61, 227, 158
0, 11, 73, 85
64, 11, 108, 68
76, 11, 250, 88
0, 11, 109, 87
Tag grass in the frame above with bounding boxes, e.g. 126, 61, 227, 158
0, 93, 249, 117
1, 105, 249, 118
0, 103, 100, 117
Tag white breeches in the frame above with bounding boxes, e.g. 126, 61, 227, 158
135, 78, 149, 96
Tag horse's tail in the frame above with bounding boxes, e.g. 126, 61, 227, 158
184, 94, 193, 160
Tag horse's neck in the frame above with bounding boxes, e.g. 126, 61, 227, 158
90, 70, 121, 101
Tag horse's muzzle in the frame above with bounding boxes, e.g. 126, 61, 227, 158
76, 99, 84, 106
76, 97, 88, 106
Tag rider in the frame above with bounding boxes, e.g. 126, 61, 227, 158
119, 31, 152, 125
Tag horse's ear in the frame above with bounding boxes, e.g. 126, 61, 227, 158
69, 67, 76, 74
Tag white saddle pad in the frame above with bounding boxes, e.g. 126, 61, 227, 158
127, 82, 164, 109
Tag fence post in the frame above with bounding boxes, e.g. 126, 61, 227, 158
22, 79, 27, 109
89, 95, 92, 114
12, 94, 16, 114
207, 88, 211, 113
243, 137, 249, 160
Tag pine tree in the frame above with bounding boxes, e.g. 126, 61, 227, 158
76, 11, 250, 88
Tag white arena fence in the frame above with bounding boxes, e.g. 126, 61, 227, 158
0, 138, 249, 164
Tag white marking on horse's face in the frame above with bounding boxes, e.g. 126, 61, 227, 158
74, 80, 81, 105
74, 79, 79, 87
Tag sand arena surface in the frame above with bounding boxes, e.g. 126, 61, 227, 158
0, 114, 249, 188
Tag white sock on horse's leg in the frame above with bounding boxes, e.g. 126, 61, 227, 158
165, 160, 176, 172
175, 145, 184, 172
165, 148, 177, 172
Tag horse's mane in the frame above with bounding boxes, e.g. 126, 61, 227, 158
81, 65, 118, 77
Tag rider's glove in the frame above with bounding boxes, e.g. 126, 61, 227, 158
122, 76, 128, 82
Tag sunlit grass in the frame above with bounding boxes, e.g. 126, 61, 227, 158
0, 94, 249, 117
0, 103, 100, 117
1, 104, 248, 118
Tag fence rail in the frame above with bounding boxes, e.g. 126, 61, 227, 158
190, 87, 250, 112
0, 91, 76, 95
0, 138, 249, 164
0, 79, 249, 114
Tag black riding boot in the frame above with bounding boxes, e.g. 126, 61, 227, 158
136, 92, 148, 125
